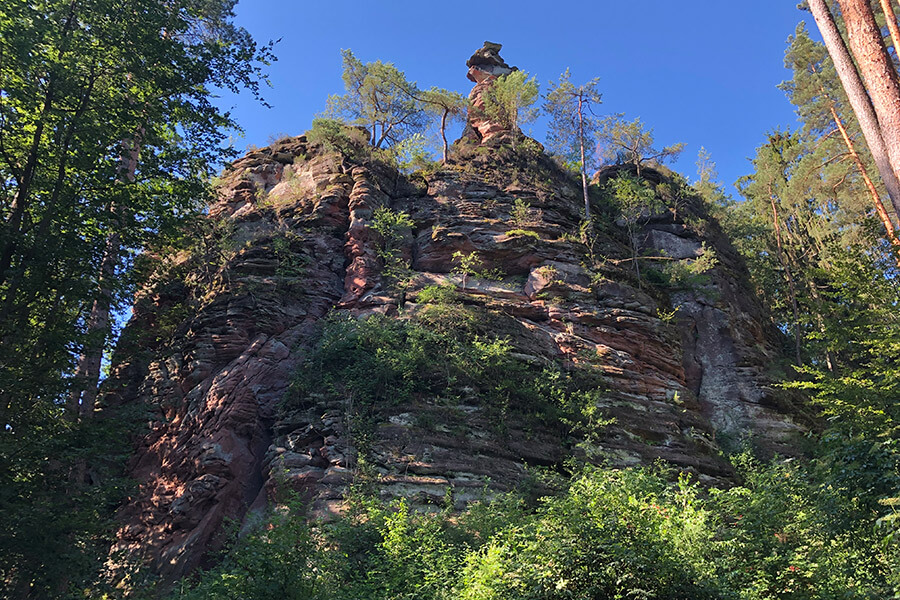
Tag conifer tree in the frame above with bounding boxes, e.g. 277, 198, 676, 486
781, 24, 900, 250
481, 71, 540, 135
419, 87, 468, 163
544, 69, 602, 219
809, 0, 900, 217
326, 50, 426, 148
596, 116, 685, 177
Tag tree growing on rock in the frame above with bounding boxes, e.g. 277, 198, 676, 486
608, 174, 662, 284
326, 49, 426, 149
481, 71, 540, 138
596, 116, 685, 177
544, 69, 603, 219
419, 87, 468, 163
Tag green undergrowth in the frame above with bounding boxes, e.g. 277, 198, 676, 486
171, 455, 897, 600
282, 308, 607, 438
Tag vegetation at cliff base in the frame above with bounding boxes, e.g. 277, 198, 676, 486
5, 2, 900, 599
174, 457, 897, 599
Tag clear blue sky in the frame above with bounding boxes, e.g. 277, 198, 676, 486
219, 1, 815, 195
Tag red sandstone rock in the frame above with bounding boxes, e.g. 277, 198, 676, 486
102, 133, 805, 588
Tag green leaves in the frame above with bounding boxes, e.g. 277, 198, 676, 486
326, 49, 426, 149
481, 70, 539, 133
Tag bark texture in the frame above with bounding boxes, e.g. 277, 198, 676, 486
810, 0, 900, 217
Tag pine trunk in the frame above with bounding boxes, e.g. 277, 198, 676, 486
809, 0, 900, 218
879, 0, 900, 61
830, 105, 900, 252
67, 133, 140, 420
440, 110, 449, 164
838, 0, 900, 198
578, 95, 591, 220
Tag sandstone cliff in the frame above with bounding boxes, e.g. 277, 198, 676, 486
101, 44, 805, 585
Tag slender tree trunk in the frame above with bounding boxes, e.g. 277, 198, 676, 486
577, 95, 591, 220
66, 236, 118, 421
809, 0, 900, 218
837, 0, 900, 197
879, 0, 900, 59
830, 104, 900, 252
440, 109, 449, 163
67, 131, 140, 421
769, 189, 803, 366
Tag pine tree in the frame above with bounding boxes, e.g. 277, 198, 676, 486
481, 71, 540, 135
544, 69, 602, 219
596, 116, 685, 177
326, 49, 426, 148
809, 0, 900, 217
419, 88, 468, 163
781, 24, 900, 250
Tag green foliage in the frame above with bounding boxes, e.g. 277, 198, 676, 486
543, 69, 603, 174
608, 173, 663, 283
419, 87, 468, 162
481, 71, 540, 133
173, 499, 318, 600
510, 198, 543, 228
506, 229, 541, 240
370, 207, 415, 301
0, 2, 274, 595
653, 243, 719, 290
415, 284, 459, 305
596, 115, 686, 176
285, 312, 605, 436
325, 49, 426, 149
452, 250, 482, 289
0, 406, 146, 599
173, 457, 896, 600
391, 132, 436, 174
306, 117, 369, 156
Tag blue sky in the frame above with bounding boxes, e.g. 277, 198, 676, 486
219, 1, 814, 195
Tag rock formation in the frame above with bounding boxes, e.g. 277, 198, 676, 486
462, 41, 518, 143
101, 48, 807, 588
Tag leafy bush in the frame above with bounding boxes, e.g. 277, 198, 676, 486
306, 118, 368, 156
415, 284, 459, 305
173, 456, 896, 600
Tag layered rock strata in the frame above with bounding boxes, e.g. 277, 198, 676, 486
103, 134, 805, 584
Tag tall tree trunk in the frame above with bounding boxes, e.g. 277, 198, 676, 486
66, 236, 118, 420
67, 132, 140, 421
577, 95, 591, 220
838, 0, 900, 196
880, 0, 900, 63
830, 104, 900, 251
440, 109, 449, 164
809, 0, 900, 218
768, 189, 803, 366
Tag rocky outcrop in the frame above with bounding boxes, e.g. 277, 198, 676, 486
103, 133, 806, 587
462, 41, 518, 143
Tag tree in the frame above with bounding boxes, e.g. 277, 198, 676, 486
545, 69, 603, 219
481, 70, 539, 135
608, 173, 661, 284
596, 116, 685, 177
836, 0, 900, 184
326, 49, 426, 149
419, 87, 468, 163
808, 0, 900, 218
0, 1, 273, 595
781, 24, 900, 251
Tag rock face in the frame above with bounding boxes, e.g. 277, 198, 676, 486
102, 64, 810, 586
103, 135, 806, 586
462, 41, 517, 143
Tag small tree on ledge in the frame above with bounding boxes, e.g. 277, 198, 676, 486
596, 116, 685, 177
481, 71, 540, 140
